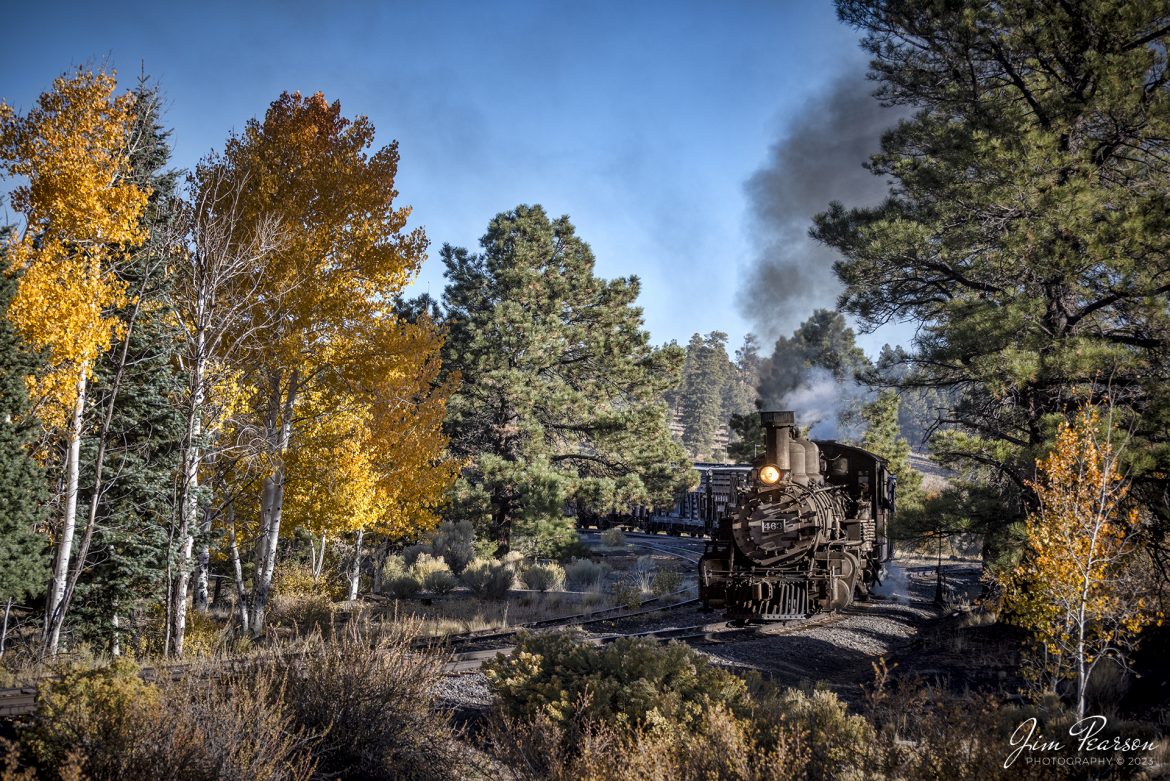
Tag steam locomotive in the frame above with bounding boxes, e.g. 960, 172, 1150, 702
698, 411, 894, 621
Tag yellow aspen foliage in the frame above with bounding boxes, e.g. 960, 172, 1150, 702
361, 315, 461, 539
223, 91, 427, 370
0, 69, 149, 427
217, 91, 448, 629
998, 403, 1161, 716
283, 390, 381, 538
282, 314, 459, 543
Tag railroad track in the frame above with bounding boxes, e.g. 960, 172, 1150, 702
442, 609, 854, 676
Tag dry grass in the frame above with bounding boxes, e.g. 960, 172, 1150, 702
385, 591, 612, 636
274, 621, 470, 781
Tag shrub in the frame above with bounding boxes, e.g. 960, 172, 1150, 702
24, 659, 160, 775
612, 563, 654, 608
401, 543, 430, 568
522, 562, 566, 592
558, 538, 594, 561
485, 630, 747, 743
486, 702, 808, 781
762, 687, 879, 781
651, 568, 682, 596
513, 516, 579, 558
600, 527, 626, 547
151, 671, 316, 781
269, 591, 335, 635
411, 553, 450, 582
423, 569, 458, 595
386, 574, 422, 599
429, 519, 476, 574
564, 558, 610, 591
23, 661, 314, 781
277, 623, 468, 780
400, 521, 479, 574
462, 558, 513, 600
181, 609, 229, 658
272, 562, 327, 598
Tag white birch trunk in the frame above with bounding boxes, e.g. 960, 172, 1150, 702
170, 333, 207, 656
348, 529, 364, 601
1, 598, 11, 659
227, 506, 249, 635
248, 371, 298, 637
312, 532, 327, 581
44, 368, 88, 656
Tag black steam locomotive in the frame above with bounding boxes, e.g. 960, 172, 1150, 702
698, 411, 894, 621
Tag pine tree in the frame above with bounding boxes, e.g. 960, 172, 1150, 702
817, 1, 1170, 545
860, 390, 922, 513
0, 248, 48, 627
72, 79, 186, 652
677, 332, 733, 460
757, 310, 871, 437
442, 204, 692, 553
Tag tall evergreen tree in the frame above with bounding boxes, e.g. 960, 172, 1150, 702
0, 239, 48, 630
860, 390, 922, 513
816, 1, 1170, 547
757, 309, 871, 437
872, 344, 954, 447
72, 79, 186, 650
677, 332, 733, 460
442, 204, 692, 553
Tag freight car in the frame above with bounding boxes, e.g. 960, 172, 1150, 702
698, 410, 894, 621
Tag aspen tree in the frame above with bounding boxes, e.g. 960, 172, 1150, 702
999, 403, 1162, 718
166, 156, 282, 656
220, 92, 428, 634
0, 70, 149, 655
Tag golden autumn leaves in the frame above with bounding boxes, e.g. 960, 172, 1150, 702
0, 70, 149, 428
1, 67, 459, 647
998, 404, 1162, 717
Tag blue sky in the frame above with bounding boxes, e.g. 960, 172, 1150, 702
1, 0, 909, 356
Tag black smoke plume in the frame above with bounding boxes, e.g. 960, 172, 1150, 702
738, 71, 902, 343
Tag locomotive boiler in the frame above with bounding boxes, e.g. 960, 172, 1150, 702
698, 410, 894, 621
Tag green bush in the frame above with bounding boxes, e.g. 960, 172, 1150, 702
513, 516, 580, 558
485, 630, 747, 742
612, 579, 644, 610
600, 527, 626, 547
461, 557, 514, 599
422, 569, 458, 595
386, 574, 422, 599
564, 558, 610, 591
651, 568, 683, 596
522, 562, 566, 592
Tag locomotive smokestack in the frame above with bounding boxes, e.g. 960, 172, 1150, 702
760, 410, 795, 471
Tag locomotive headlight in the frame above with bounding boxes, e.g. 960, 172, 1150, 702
758, 465, 782, 485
